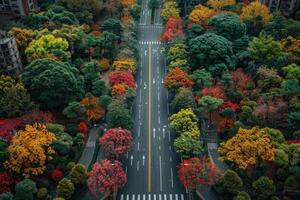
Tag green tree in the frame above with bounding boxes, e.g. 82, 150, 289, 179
65, 0, 103, 14
233, 191, 251, 200
263, 11, 288, 40
70, 164, 88, 185
283, 64, 300, 81
0, 193, 13, 200
99, 95, 112, 109
100, 18, 123, 38
280, 79, 300, 97
56, 178, 75, 200
106, 100, 133, 130
22, 58, 84, 109
15, 179, 37, 200
208, 13, 246, 41
257, 67, 282, 92
63, 101, 86, 119
191, 69, 213, 90
262, 128, 286, 148
221, 170, 243, 195
288, 111, 300, 132
92, 79, 108, 97
189, 33, 235, 69
198, 96, 224, 123
171, 87, 195, 112
187, 24, 205, 41
174, 136, 202, 158
167, 43, 188, 69
252, 176, 275, 200
81, 62, 102, 92
247, 33, 284, 65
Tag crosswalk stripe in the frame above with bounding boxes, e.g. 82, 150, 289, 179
121, 194, 124, 200
154, 194, 156, 200
170, 194, 172, 200
148, 194, 151, 200
181, 194, 184, 200
175, 194, 178, 200
133, 194, 135, 200
143, 194, 146, 200
127, 194, 129, 200
164, 194, 167, 200
159, 194, 162, 200
138, 195, 140, 200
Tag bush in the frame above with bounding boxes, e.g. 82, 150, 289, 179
233, 191, 251, 200
252, 176, 276, 200
37, 188, 49, 200
67, 162, 76, 171
51, 168, 64, 182
222, 170, 243, 195
56, 178, 74, 200
15, 179, 37, 200
70, 164, 88, 185
0, 192, 13, 200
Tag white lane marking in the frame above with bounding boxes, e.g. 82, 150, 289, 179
170, 194, 173, 200
159, 145, 161, 151
158, 93, 160, 101
137, 142, 140, 151
169, 146, 171, 150
144, 82, 147, 89
121, 194, 124, 200
145, 50, 147, 56
168, 130, 171, 142
171, 168, 174, 188
138, 126, 141, 137
170, 156, 172, 162
159, 156, 162, 192
142, 155, 145, 166
175, 194, 178, 200
139, 88, 142, 102
137, 161, 139, 171
130, 155, 133, 166
162, 128, 165, 138
127, 194, 129, 200
153, 128, 156, 138
158, 116, 161, 125
153, 78, 155, 84
133, 194, 135, 200
181, 194, 184, 200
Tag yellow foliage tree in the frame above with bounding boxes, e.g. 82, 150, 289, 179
161, 1, 180, 22
8, 27, 35, 52
121, 0, 135, 8
0, 75, 25, 93
240, 1, 270, 25
218, 127, 275, 169
189, 5, 215, 25
5, 124, 56, 178
281, 36, 300, 64
80, 95, 105, 122
112, 58, 137, 74
97, 58, 110, 71
207, 0, 236, 10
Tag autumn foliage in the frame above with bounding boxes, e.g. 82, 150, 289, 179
51, 168, 64, 182
231, 68, 252, 96
161, 16, 184, 43
77, 121, 88, 134
87, 160, 127, 196
0, 172, 13, 194
164, 67, 194, 90
109, 71, 136, 88
207, 0, 236, 10
99, 128, 133, 159
80, 95, 105, 122
112, 59, 137, 74
201, 85, 225, 99
189, 5, 215, 25
5, 124, 56, 178
240, 1, 270, 24
218, 127, 275, 169
218, 118, 235, 133
178, 157, 220, 191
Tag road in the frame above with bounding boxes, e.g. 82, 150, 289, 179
118, 1, 187, 199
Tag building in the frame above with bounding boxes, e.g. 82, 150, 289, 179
0, 32, 23, 77
259, 0, 300, 16
0, 0, 39, 16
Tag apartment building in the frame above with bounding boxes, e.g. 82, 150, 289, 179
0, 32, 23, 76
0, 0, 39, 16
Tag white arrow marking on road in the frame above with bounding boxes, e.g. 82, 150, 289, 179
162, 127, 165, 138
144, 82, 147, 89
130, 155, 133, 166
153, 128, 156, 138
142, 155, 145, 166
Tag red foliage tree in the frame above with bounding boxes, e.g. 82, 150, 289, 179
87, 160, 126, 197
77, 121, 88, 135
163, 67, 194, 90
109, 71, 136, 88
51, 168, 64, 182
20, 111, 55, 126
161, 16, 184, 43
0, 172, 13, 194
220, 101, 241, 112
218, 118, 235, 133
231, 68, 252, 96
99, 128, 133, 159
201, 86, 225, 99
0, 118, 20, 142
178, 157, 220, 192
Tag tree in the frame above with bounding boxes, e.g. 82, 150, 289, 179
283, 64, 300, 81
189, 5, 215, 25
99, 128, 133, 159
167, 43, 188, 70
218, 127, 275, 169
207, 0, 235, 10
252, 176, 275, 200
25, 34, 70, 62
233, 192, 251, 200
51, 168, 64, 182
262, 128, 286, 148
56, 178, 75, 200
248, 33, 283, 65
63, 101, 86, 119
23, 58, 84, 109
161, 16, 184, 43
191, 69, 213, 90
0, 172, 12, 194
80, 95, 105, 122
198, 96, 223, 123
77, 122, 88, 134
240, 1, 270, 25
81, 62, 101, 92
174, 136, 202, 159
171, 87, 195, 112
231, 68, 252, 96
163, 67, 194, 91
8, 27, 34, 53
15, 179, 37, 200
178, 157, 220, 194
288, 111, 300, 132
208, 13, 246, 41
5, 124, 56, 178
109, 71, 136, 88
106, 100, 133, 130
0, 193, 13, 200
257, 67, 282, 92
112, 59, 137, 74
170, 108, 199, 134
70, 164, 88, 185
201, 86, 225, 99
92, 79, 108, 97
87, 160, 126, 197
187, 23, 205, 41
161, 1, 180, 22
221, 170, 243, 195
65, 0, 103, 14
281, 36, 300, 64
100, 18, 123, 38
189, 33, 234, 69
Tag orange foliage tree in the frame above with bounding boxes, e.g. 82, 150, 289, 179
189, 5, 215, 25
218, 127, 275, 169
240, 1, 270, 25
207, 0, 236, 10
281, 36, 300, 64
218, 118, 235, 133
112, 83, 127, 96
231, 68, 252, 96
163, 67, 194, 91
121, 0, 135, 8
81, 95, 105, 122
201, 85, 225, 99
112, 58, 137, 74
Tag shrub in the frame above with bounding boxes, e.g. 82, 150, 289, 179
69, 164, 88, 185
15, 179, 37, 200
37, 188, 49, 200
221, 170, 243, 195
252, 176, 276, 200
51, 168, 64, 182
56, 178, 74, 200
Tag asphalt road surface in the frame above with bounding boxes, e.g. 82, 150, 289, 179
117, 1, 187, 200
